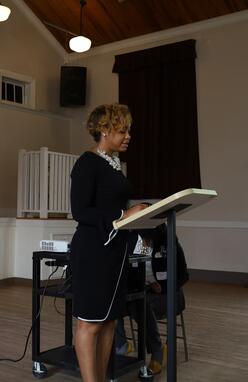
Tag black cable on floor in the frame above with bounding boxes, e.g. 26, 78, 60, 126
0, 266, 59, 363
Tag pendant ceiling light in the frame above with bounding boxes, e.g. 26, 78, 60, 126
0, 3, 11, 22
69, 0, 91, 53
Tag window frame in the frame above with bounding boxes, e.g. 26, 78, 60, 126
0, 70, 36, 109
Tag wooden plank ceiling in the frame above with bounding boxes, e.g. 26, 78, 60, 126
23, 0, 248, 52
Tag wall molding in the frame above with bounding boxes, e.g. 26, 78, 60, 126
1, 217, 247, 229
14, 218, 76, 229
177, 220, 248, 229
67, 10, 248, 61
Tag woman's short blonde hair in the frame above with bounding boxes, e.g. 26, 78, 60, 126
87, 103, 132, 142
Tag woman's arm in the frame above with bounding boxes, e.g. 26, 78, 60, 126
70, 157, 122, 242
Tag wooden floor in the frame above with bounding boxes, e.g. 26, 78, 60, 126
0, 281, 248, 381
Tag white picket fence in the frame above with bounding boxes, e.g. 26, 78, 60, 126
17, 147, 78, 218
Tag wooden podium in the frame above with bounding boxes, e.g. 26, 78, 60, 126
114, 188, 217, 382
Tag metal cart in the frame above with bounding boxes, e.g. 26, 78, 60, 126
32, 250, 153, 381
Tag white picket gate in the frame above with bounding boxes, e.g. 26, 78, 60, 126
17, 147, 78, 218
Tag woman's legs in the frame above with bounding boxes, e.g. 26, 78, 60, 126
75, 320, 102, 382
96, 320, 115, 382
75, 319, 115, 382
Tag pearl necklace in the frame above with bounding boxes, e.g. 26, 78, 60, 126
96, 149, 122, 171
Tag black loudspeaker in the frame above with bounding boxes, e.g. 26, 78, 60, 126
60, 66, 86, 107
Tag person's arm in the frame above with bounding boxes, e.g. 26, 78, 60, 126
146, 260, 157, 284
146, 260, 162, 293
70, 157, 122, 243
122, 203, 149, 220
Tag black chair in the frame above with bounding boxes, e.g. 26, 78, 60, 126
156, 288, 189, 362
128, 288, 189, 362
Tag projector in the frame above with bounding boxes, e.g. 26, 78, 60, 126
40, 240, 69, 252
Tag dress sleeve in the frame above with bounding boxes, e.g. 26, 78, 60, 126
70, 156, 122, 244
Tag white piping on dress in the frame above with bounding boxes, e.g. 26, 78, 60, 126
77, 242, 128, 322
103, 210, 124, 246
104, 227, 118, 246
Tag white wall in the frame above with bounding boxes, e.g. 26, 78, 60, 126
67, 53, 119, 155
177, 222, 248, 272
0, 219, 16, 279
0, 0, 71, 216
0, 218, 76, 280
66, 12, 248, 273
1, 0, 66, 113
0, 107, 71, 216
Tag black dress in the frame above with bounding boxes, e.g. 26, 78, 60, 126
70, 151, 133, 322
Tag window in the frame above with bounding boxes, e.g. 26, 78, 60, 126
2, 77, 25, 104
0, 70, 35, 109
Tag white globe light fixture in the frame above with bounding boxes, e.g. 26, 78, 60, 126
0, 3, 11, 22
69, 0, 91, 53
69, 35, 91, 53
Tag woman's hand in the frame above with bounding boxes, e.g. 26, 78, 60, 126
122, 203, 148, 220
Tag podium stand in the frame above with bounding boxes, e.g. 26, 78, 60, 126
113, 188, 217, 382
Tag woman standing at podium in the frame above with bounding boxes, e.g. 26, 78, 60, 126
70, 103, 146, 382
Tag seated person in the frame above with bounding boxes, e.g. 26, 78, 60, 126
115, 224, 188, 375
115, 261, 167, 374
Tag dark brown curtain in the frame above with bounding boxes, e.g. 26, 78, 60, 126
113, 39, 201, 199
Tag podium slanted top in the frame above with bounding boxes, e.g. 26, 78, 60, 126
113, 188, 217, 230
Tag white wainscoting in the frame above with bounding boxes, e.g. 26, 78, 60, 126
177, 220, 248, 273
0, 218, 247, 280
0, 218, 76, 280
